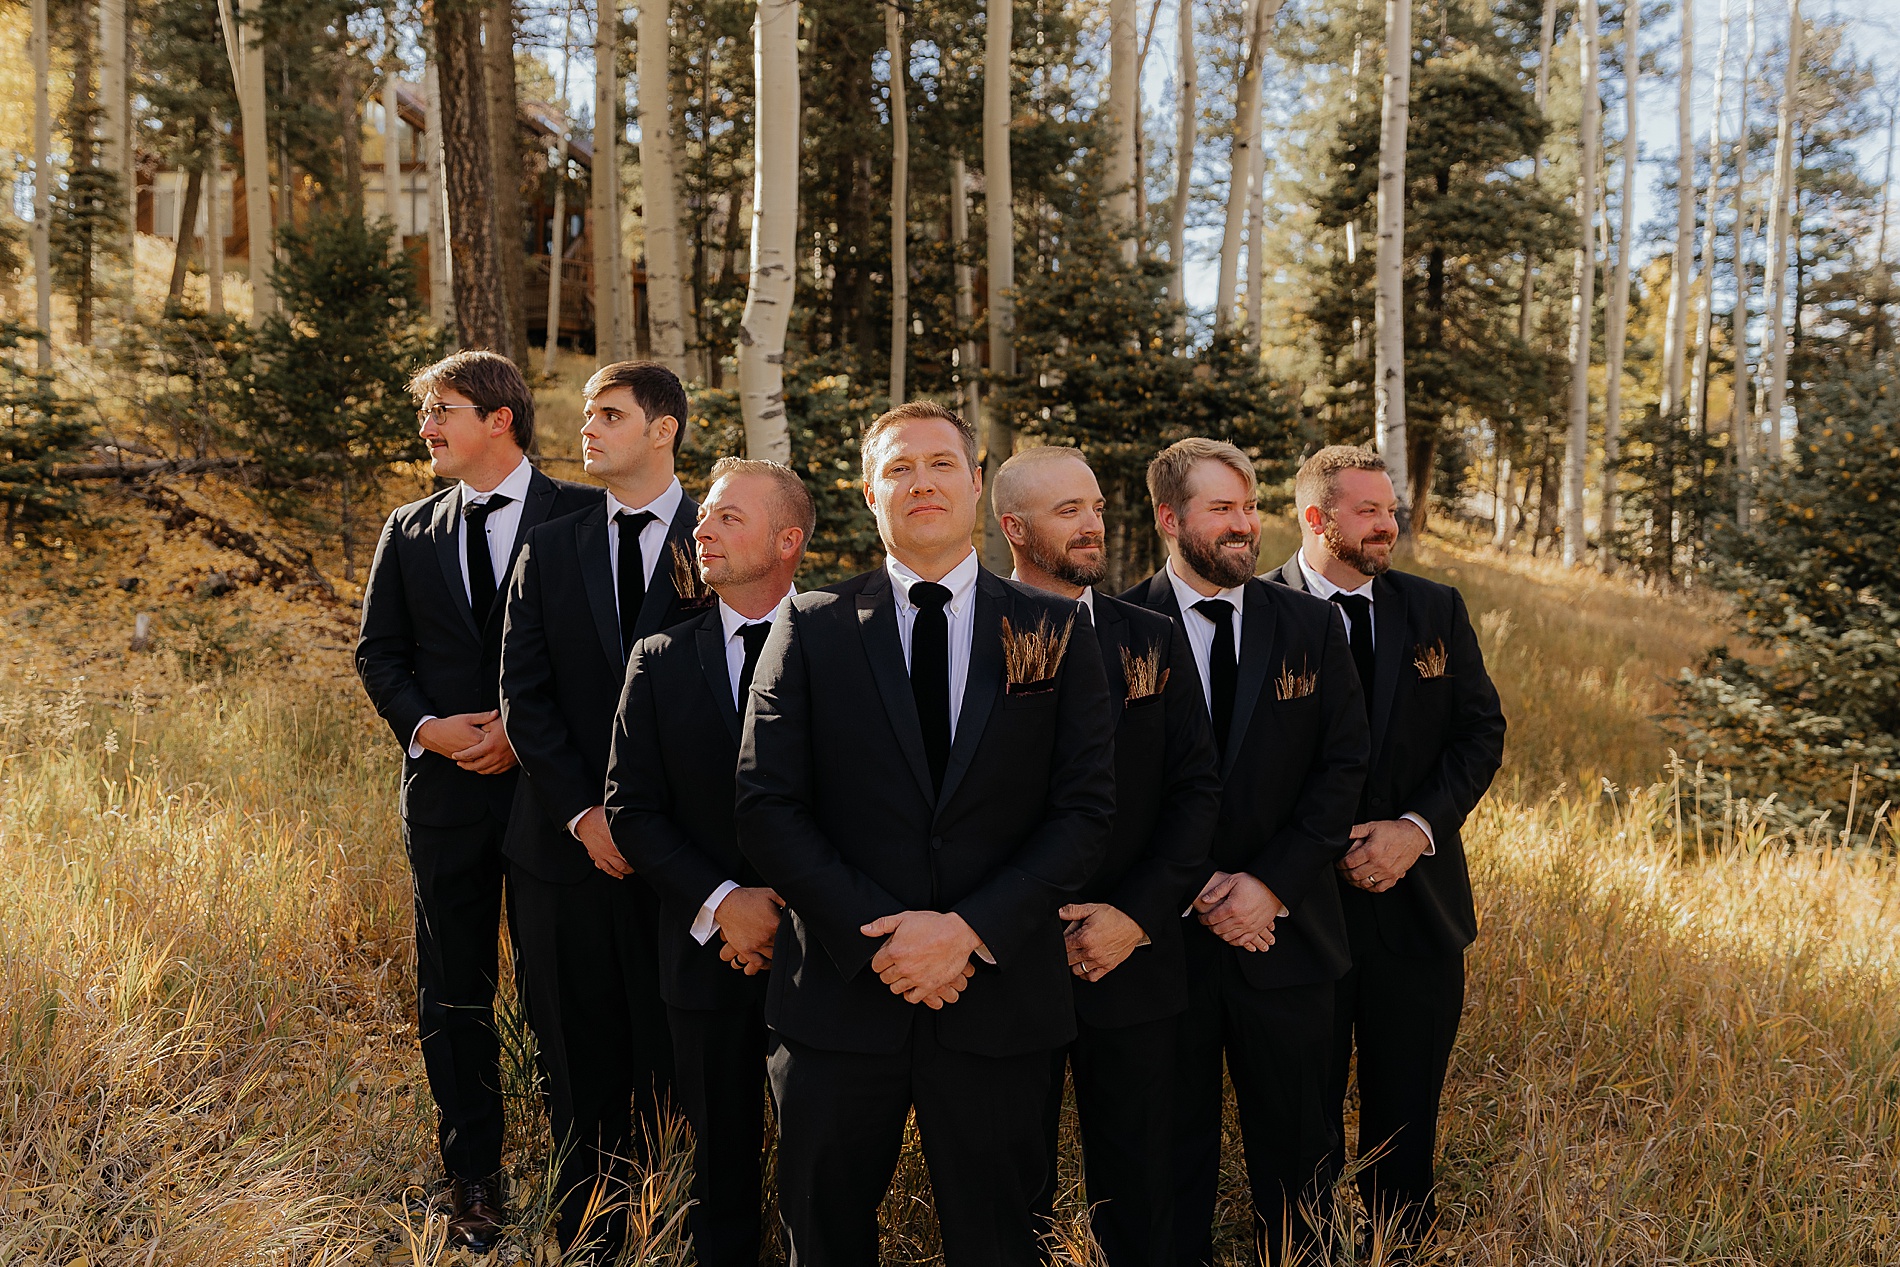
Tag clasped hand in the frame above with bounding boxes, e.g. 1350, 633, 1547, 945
1060, 903, 1146, 981
1192, 871, 1281, 953
419, 711, 518, 775
1339, 819, 1430, 893
717, 887, 785, 974
860, 910, 981, 1009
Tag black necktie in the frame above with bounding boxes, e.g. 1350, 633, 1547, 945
909, 581, 953, 795
463, 493, 514, 618
617, 509, 658, 656
736, 621, 773, 705
1193, 598, 1238, 759
1330, 592, 1375, 716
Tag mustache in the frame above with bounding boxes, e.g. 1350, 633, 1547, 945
1215, 531, 1258, 546
1362, 533, 1396, 546
1067, 534, 1106, 551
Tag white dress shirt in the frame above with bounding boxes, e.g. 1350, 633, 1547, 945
1294, 551, 1435, 854
1165, 557, 1245, 719
888, 547, 981, 739
1008, 571, 1095, 622
605, 477, 686, 617
407, 456, 537, 758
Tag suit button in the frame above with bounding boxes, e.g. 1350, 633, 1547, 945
931, 837, 944, 851
1369, 796, 1384, 809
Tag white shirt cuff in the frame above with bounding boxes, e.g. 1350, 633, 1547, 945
1401, 812, 1437, 857
407, 715, 437, 759
692, 880, 742, 945
567, 808, 592, 839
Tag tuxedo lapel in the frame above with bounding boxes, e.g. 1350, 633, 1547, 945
1091, 591, 1129, 704
574, 504, 623, 668
1369, 573, 1407, 767
505, 467, 562, 585
856, 569, 937, 803
695, 614, 744, 747
936, 570, 1006, 811
1143, 569, 1181, 622
631, 495, 704, 643
431, 490, 480, 639
1224, 580, 1275, 780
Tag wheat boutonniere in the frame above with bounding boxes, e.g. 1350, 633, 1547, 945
1121, 643, 1170, 704
1412, 639, 1450, 679
670, 540, 716, 609
1275, 657, 1320, 701
1001, 613, 1075, 693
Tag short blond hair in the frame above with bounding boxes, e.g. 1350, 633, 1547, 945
991, 445, 1093, 519
1294, 445, 1389, 513
1146, 438, 1257, 514
709, 456, 817, 544
861, 400, 979, 476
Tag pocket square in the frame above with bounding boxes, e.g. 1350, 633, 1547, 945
1001, 613, 1075, 688
1274, 658, 1319, 701
670, 540, 717, 609
1412, 640, 1450, 679
1121, 643, 1170, 705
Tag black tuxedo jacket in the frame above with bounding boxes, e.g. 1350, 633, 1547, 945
498, 492, 707, 884
1265, 554, 1505, 956
1072, 592, 1222, 1028
356, 466, 600, 828
735, 564, 1117, 1059
604, 606, 767, 1010
1123, 572, 1370, 990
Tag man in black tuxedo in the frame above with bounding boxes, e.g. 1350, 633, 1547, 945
356, 351, 600, 1249
1122, 438, 1370, 1267
1264, 446, 1504, 1256
497, 361, 703, 1255
605, 458, 812, 1267
993, 446, 1220, 1267
736, 402, 1117, 1267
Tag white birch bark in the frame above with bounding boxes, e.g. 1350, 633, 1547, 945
592, 1, 625, 360
1107, 0, 1138, 257
1561, 0, 1601, 567
1217, 0, 1267, 324
1245, 90, 1269, 350
424, 60, 455, 326
219, 0, 276, 318
206, 122, 224, 315
1517, 0, 1556, 342
637, 0, 688, 376
1758, 0, 1801, 463
1660, 0, 1694, 417
1733, 0, 1756, 522
382, 27, 403, 257
982, 0, 1016, 569
737, 0, 798, 461
545, 0, 576, 375
1601, 0, 1636, 573
1688, 0, 1731, 435
100, 0, 132, 257
1374, 0, 1412, 525
888, 2, 908, 403
1166, 0, 1196, 306
30, 0, 51, 367
950, 153, 982, 437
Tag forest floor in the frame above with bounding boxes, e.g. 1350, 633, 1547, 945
2, 465, 1898, 1263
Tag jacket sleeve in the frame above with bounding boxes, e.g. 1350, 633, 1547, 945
735, 603, 906, 981
1249, 610, 1370, 910
355, 511, 437, 748
1405, 590, 1507, 840
605, 641, 732, 912
498, 531, 601, 830
1104, 621, 1221, 937
949, 619, 1117, 968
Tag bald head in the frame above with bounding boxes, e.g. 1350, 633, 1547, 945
994, 446, 1108, 596
992, 446, 1094, 520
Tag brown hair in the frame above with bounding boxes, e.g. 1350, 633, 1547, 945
709, 456, 817, 545
408, 351, 535, 450
860, 400, 979, 477
584, 360, 691, 456
1294, 445, 1389, 513
1146, 437, 1257, 514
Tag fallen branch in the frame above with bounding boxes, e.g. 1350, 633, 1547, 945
54, 456, 258, 480
122, 480, 342, 607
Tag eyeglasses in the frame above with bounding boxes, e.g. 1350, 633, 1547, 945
417, 403, 487, 425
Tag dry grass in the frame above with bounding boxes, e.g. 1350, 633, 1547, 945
2, 528, 1896, 1264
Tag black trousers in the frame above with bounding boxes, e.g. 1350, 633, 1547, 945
770, 1019, 1054, 1267
404, 815, 514, 1183
1326, 910, 1465, 1247
669, 992, 770, 1267
1173, 934, 1338, 1267
512, 865, 675, 1254
1035, 1013, 1178, 1267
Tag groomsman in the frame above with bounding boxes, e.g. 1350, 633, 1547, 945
356, 351, 599, 1250
1264, 446, 1504, 1256
736, 402, 1117, 1266
1123, 438, 1370, 1267
993, 446, 1221, 1267
497, 361, 702, 1255
603, 458, 812, 1267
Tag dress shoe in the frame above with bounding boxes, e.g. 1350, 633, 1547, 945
447, 1174, 506, 1253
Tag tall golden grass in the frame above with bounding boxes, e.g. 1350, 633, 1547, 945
2, 542, 1895, 1263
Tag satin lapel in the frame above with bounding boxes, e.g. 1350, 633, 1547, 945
631, 494, 703, 643
936, 570, 1006, 811
856, 570, 936, 803
575, 505, 623, 668
431, 490, 480, 639
1224, 581, 1275, 780
695, 616, 743, 747
1091, 591, 1129, 704
1369, 574, 1407, 768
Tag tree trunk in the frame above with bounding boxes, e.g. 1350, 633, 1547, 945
1687, 0, 1731, 436
1106, 0, 1138, 257
888, 2, 908, 404
982, 0, 1016, 570
220, 0, 276, 317
1374, 0, 1412, 530
1758, 0, 1801, 464
206, 123, 225, 316
168, 164, 204, 301
1245, 82, 1269, 352
424, 60, 456, 326
382, 28, 403, 256
1660, 0, 1694, 418
485, 0, 530, 359
1132, 0, 1164, 245
638, 0, 690, 376
950, 153, 982, 438
100, 0, 131, 283
31, 0, 52, 367
737, 0, 798, 461
1166, 0, 1196, 306
1517, 0, 1556, 344
434, 0, 510, 354
545, 0, 576, 375
72, 12, 97, 347
1600, 0, 1636, 573
592, 0, 626, 361
1732, 0, 1756, 523
1561, 0, 1601, 568
340, 58, 366, 219
1216, 0, 1269, 324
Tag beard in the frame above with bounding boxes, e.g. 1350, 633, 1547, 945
700, 548, 776, 590
1324, 520, 1394, 576
1178, 523, 1260, 589
1023, 525, 1108, 589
